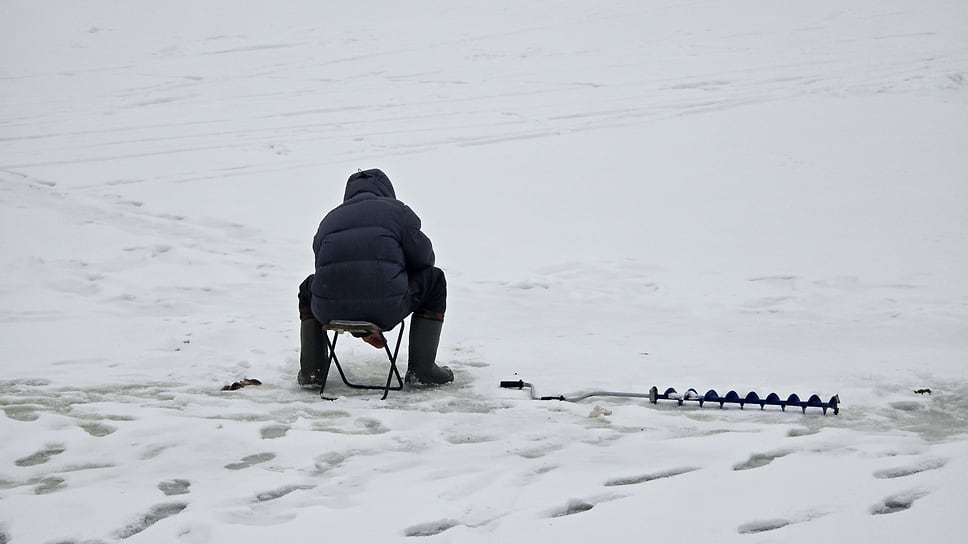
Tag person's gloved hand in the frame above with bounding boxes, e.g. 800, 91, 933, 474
361, 332, 386, 349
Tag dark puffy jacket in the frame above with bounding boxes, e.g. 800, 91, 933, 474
310, 169, 435, 330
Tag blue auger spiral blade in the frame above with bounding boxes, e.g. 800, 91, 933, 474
684, 388, 700, 405
647, 386, 839, 415
722, 390, 741, 408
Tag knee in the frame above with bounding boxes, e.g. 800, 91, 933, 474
432, 267, 447, 293
298, 274, 314, 319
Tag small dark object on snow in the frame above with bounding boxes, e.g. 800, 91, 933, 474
222, 378, 262, 391
914, 388, 932, 395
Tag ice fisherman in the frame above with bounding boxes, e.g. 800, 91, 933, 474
297, 168, 454, 387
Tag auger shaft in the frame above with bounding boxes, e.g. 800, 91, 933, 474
499, 380, 654, 402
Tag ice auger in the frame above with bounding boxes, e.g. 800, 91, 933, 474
499, 380, 839, 415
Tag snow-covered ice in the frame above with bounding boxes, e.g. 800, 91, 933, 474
2, 1, 967, 542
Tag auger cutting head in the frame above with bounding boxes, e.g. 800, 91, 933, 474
649, 386, 839, 415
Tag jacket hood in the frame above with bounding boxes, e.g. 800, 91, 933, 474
344, 169, 396, 201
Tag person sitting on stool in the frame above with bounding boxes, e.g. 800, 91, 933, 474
297, 168, 453, 388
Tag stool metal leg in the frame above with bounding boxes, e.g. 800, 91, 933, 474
320, 321, 405, 400
379, 320, 406, 400
320, 331, 339, 399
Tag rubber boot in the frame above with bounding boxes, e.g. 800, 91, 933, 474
405, 315, 453, 385
298, 318, 330, 387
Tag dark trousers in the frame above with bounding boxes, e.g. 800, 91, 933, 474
298, 267, 447, 322
298, 275, 315, 321
407, 266, 447, 319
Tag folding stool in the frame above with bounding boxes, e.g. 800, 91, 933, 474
319, 319, 405, 400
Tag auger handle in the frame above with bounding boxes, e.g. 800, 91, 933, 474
500, 380, 526, 389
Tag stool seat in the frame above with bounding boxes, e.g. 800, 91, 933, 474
318, 319, 405, 400
322, 320, 383, 334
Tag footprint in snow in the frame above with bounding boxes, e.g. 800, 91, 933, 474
260, 424, 289, 439
313, 450, 365, 474
15, 445, 66, 467
403, 519, 462, 537
514, 442, 562, 459
354, 417, 389, 434
549, 499, 595, 517
158, 479, 191, 496
547, 494, 624, 518
510, 463, 559, 487
733, 450, 790, 471
114, 502, 188, 539
737, 518, 792, 534
787, 426, 821, 437
737, 510, 827, 534
79, 421, 117, 437
873, 458, 946, 479
871, 490, 929, 515
225, 452, 275, 470
140, 445, 171, 460
313, 417, 389, 435
604, 466, 700, 487
2, 405, 40, 422
255, 484, 315, 502
34, 477, 66, 495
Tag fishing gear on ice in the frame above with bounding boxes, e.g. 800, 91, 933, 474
500, 380, 839, 415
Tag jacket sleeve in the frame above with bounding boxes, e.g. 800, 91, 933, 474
400, 205, 435, 272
